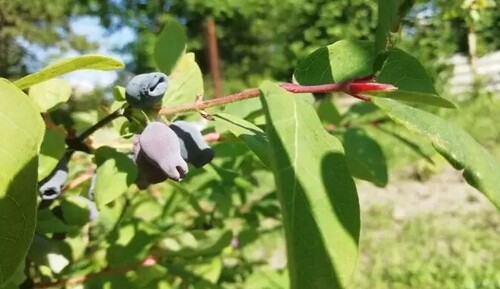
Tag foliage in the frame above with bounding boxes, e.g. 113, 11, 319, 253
353, 202, 500, 289
0, 1, 499, 289
0, 0, 97, 78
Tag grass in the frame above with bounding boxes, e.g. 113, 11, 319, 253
351, 204, 500, 289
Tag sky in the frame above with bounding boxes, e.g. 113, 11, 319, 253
31, 16, 136, 93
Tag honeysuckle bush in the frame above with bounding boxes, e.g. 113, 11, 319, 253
1, 1, 499, 288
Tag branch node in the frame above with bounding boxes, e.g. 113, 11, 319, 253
195, 94, 214, 120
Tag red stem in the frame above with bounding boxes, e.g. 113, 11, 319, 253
158, 80, 396, 117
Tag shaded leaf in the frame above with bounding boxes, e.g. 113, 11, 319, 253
38, 129, 66, 181
294, 40, 375, 85
106, 221, 159, 268
0, 79, 44, 286
317, 98, 342, 126
158, 229, 232, 258
94, 146, 137, 208
85, 274, 132, 289
342, 128, 388, 187
260, 81, 360, 289
27, 236, 71, 274
61, 196, 92, 226
377, 125, 435, 165
373, 98, 500, 209
340, 102, 385, 127
129, 265, 170, 289
14, 54, 124, 90
35, 209, 78, 235
166, 257, 223, 286
154, 17, 187, 75
214, 113, 270, 167
374, 49, 455, 108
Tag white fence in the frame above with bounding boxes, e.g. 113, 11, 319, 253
448, 51, 500, 95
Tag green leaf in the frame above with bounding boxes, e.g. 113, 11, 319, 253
223, 97, 262, 119
36, 209, 78, 235
158, 229, 232, 258
244, 270, 288, 289
294, 40, 376, 85
340, 102, 385, 127
94, 146, 137, 209
184, 257, 222, 284
154, 17, 187, 75
376, 125, 436, 165
373, 98, 500, 209
342, 128, 388, 187
214, 113, 270, 167
0, 79, 44, 286
374, 48, 455, 108
129, 265, 169, 289
375, 0, 398, 54
85, 274, 132, 289
375, 0, 414, 54
167, 257, 223, 286
28, 78, 72, 112
240, 228, 286, 266
106, 221, 159, 268
317, 98, 342, 126
27, 236, 71, 274
259, 81, 360, 289
61, 196, 91, 226
38, 129, 66, 181
14, 54, 124, 90
162, 53, 203, 108
113, 86, 126, 101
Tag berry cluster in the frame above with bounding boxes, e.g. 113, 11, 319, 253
125, 72, 215, 188
133, 120, 214, 189
38, 72, 214, 206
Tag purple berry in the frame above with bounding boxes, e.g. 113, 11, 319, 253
125, 72, 169, 108
170, 121, 214, 168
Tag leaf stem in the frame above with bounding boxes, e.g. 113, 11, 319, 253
66, 108, 125, 152
77, 108, 124, 142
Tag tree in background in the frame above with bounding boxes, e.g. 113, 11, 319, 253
84, 0, 378, 89
1, 0, 497, 93
0, 0, 96, 79
84, 0, 498, 95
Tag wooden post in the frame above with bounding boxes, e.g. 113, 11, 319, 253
205, 17, 223, 98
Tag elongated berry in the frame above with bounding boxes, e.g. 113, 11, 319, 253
170, 121, 214, 168
125, 72, 169, 108
133, 135, 169, 189
139, 122, 188, 181
39, 156, 69, 200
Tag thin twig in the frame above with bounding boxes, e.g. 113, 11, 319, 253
77, 108, 124, 142
62, 168, 94, 192
159, 88, 261, 116
158, 81, 393, 117
35, 262, 139, 289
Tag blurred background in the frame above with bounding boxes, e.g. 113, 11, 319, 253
2, 0, 499, 288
